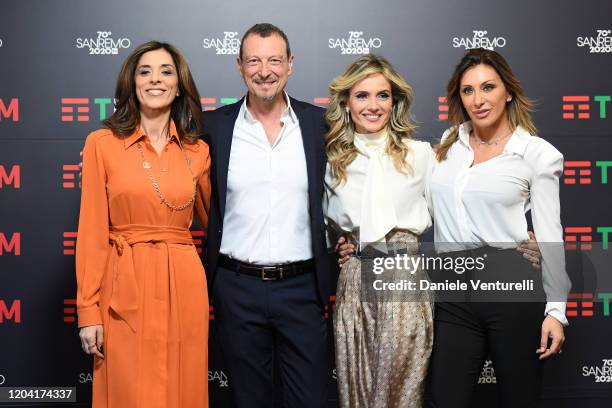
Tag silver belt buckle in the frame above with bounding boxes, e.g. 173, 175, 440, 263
261, 266, 281, 281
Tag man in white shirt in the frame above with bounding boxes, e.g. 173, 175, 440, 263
202, 23, 330, 408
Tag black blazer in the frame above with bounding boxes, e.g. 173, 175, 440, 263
201, 96, 331, 304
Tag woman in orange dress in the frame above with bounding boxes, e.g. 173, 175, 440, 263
76, 41, 210, 408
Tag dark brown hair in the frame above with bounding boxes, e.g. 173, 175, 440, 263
103, 41, 203, 144
239, 23, 291, 60
437, 48, 536, 161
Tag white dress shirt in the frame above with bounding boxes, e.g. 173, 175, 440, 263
220, 95, 312, 264
430, 122, 571, 325
324, 130, 435, 245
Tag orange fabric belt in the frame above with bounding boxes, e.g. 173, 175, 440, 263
108, 224, 193, 332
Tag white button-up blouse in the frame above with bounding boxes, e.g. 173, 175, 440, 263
430, 122, 571, 325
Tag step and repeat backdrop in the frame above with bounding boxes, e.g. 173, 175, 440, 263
1, 0, 611, 406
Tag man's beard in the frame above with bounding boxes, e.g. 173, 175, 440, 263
253, 88, 280, 102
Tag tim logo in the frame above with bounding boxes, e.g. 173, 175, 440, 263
437, 96, 449, 120
200, 97, 239, 111
562, 95, 610, 119
325, 295, 336, 320
0, 165, 20, 188
563, 161, 612, 185
313, 97, 330, 108
0, 98, 18, 122
564, 227, 593, 250
567, 293, 612, 318
208, 370, 229, 387
202, 32, 240, 55
191, 230, 205, 254
0, 232, 20, 255
62, 164, 80, 188
0, 299, 21, 323
63, 232, 77, 255
567, 293, 594, 317
61, 98, 114, 122
63, 299, 77, 323
452, 30, 506, 50
564, 227, 612, 250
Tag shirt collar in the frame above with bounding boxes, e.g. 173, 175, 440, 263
457, 121, 530, 157
123, 119, 181, 150
240, 91, 297, 125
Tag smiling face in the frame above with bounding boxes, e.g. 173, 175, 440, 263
134, 48, 178, 114
238, 33, 293, 102
459, 63, 512, 130
347, 73, 393, 134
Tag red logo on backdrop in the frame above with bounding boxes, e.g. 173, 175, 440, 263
64, 232, 77, 255
201, 98, 217, 111
566, 293, 594, 317
562, 96, 590, 119
324, 295, 336, 319
61, 98, 114, 122
313, 97, 330, 107
209, 305, 214, 321
64, 299, 77, 323
437, 96, 449, 120
61, 98, 89, 122
0, 232, 20, 255
199, 97, 239, 111
62, 164, 81, 188
0, 300, 21, 323
564, 227, 593, 250
563, 161, 592, 184
191, 231, 204, 254
0, 98, 19, 122
0, 165, 20, 188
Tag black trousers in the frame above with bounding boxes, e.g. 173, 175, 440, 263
425, 248, 546, 408
212, 265, 328, 408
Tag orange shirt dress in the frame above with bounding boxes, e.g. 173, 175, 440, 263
76, 122, 210, 408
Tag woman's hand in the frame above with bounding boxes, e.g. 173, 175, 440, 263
335, 236, 355, 268
536, 315, 565, 360
517, 231, 541, 269
79, 324, 104, 359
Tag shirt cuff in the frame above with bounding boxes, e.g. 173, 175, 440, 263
77, 305, 103, 328
545, 301, 569, 327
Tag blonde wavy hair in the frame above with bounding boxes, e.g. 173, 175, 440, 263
437, 48, 537, 161
325, 54, 416, 186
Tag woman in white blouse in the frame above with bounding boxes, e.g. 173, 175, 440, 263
425, 48, 570, 407
324, 54, 436, 407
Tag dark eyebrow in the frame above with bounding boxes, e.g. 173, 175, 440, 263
136, 64, 175, 69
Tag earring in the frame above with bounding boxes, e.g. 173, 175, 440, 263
345, 106, 350, 125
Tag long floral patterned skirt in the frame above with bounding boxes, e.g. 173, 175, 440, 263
334, 229, 433, 408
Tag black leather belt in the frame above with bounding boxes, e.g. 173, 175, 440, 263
218, 254, 314, 281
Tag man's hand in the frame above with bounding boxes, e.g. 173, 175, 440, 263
335, 236, 355, 268
517, 231, 541, 269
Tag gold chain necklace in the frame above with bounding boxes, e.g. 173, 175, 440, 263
472, 129, 513, 146
136, 141, 196, 211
